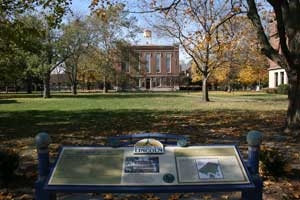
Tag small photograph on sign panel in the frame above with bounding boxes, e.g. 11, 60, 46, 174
196, 158, 224, 179
124, 157, 159, 173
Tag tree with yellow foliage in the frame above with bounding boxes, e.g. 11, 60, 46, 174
78, 4, 138, 93
194, 16, 268, 91
153, 0, 242, 101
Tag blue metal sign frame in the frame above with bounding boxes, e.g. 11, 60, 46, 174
45, 144, 254, 193
35, 132, 263, 200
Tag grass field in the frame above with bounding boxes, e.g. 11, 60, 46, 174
2, 91, 300, 200
0, 91, 288, 144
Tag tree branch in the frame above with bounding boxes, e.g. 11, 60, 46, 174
246, 0, 288, 69
270, 1, 291, 66
123, 0, 181, 14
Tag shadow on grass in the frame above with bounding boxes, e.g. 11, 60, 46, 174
213, 93, 287, 102
238, 93, 287, 98
0, 100, 19, 104
0, 108, 285, 144
52, 93, 182, 99
0, 92, 183, 99
0, 93, 42, 99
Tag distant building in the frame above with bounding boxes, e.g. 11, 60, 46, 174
49, 44, 181, 92
50, 74, 69, 91
115, 45, 180, 91
268, 15, 288, 88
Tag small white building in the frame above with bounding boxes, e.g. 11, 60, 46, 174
268, 66, 288, 88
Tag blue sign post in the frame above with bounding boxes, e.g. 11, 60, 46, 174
35, 131, 263, 200
35, 132, 54, 200
242, 130, 263, 200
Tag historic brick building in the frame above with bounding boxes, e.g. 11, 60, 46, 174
115, 45, 180, 91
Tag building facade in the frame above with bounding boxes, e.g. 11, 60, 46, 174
115, 45, 180, 91
268, 66, 288, 88
268, 16, 288, 88
50, 73, 70, 91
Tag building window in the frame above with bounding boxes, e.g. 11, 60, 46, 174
155, 53, 161, 73
141, 78, 145, 87
135, 78, 139, 87
138, 53, 141, 71
166, 53, 171, 73
122, 62, 129, 72
126, 63, 130, 72
275, 72, 278, 87
161, 77, 166, 87
166, 77, 172, 87
280, 72, 284, 85
152, 77, 156, 88
145, 53, 151, 73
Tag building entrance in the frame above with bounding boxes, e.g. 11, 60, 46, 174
146, 78, 151, 89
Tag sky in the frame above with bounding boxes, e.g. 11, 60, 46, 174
70, 0, 190, 64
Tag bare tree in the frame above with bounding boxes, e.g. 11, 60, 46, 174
85, 4, 139, 93
151, 0, 242, 101
61, 17, 94, 95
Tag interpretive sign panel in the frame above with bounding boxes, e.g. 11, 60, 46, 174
48, 148, 124, 185
47, 145, 250, 186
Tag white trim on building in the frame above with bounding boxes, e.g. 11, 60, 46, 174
145, 53, 151, 73
166, 53, 172, 73
155, 53, 161, 73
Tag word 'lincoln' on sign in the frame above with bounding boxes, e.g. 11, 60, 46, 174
134, 139, 164, 154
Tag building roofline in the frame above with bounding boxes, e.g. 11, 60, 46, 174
132, 45, 179, 50
268, 66, 284, 71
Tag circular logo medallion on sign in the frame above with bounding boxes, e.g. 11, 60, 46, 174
177, 138, 188, 147
163, 173, 175, 183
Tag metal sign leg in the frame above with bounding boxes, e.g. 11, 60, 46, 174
35, 132, 55, 200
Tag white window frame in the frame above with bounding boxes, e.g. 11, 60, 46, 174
166, 53, 172, 73
145, 53, 151, 73
125, 62, 130, 73
159, 77, 162, 87
155, 53, 161, 73
138, 53, 141, 71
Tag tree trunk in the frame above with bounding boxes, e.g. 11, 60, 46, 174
227, 83, 232, 93
14, 80, 17, 93
33, 83, 36, 91
5, 85, 8, 93
26, 74, 32, 94
43, 72, 51, 98
286, 70, 300, 130
202, 75, 209, 102
103, 76, 107, 93
71, 63, 78, 95
71, 82, 77, 95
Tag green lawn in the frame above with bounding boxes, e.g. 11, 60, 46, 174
1, 91, 299, 200
0, 91, 288, 144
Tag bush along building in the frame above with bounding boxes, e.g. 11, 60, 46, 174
114, 45, 180, 91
